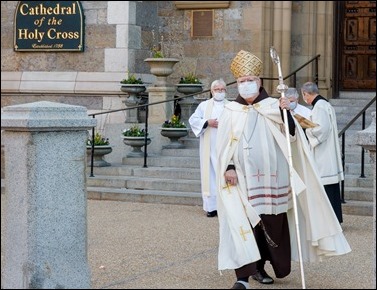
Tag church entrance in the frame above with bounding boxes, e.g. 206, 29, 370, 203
335, 1, 376, 91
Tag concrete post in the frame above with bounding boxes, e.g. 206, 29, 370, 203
147, 86, 176, 125
1, 101, 96, 289
356, 111, 376, 289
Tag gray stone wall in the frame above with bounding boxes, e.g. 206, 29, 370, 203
1, 1, 336, 165
1, 1, 324, 94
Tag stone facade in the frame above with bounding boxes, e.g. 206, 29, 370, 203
1, 1, 334, 94
1, 0, 335, 161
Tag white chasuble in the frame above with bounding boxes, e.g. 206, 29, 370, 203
216, 97, 351, 271
239, 106, 290, 216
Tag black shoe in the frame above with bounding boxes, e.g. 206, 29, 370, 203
230, 282, 247, 289
251, 269, 274, 284
206, 210, 217, 217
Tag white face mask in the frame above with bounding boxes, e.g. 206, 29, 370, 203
238, 81, 259, 99
289, 101, 297, 110
213, 92, 226, 101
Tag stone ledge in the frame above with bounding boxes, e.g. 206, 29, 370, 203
1, 71, 155, 94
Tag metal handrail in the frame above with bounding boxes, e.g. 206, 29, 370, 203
87, 88, 212, 176
262, 54, 321, 87
88, 55, 321, 176
338, 95, 376, 202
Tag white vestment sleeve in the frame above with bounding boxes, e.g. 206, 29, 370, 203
188, 101, 207, 137
305, 101, 332, 148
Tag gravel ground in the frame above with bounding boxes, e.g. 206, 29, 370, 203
2, 198, 374, 289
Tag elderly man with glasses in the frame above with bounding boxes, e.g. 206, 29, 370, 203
189, 79, 229, 217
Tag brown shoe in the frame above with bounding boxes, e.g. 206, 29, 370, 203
251, 269, 274, 284
230, 282, 247, 289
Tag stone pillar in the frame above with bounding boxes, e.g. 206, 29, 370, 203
147, 86, 176, 125
145, 86, 177, 153
356, 111, 376, 289
1, 101, 96, 289
261, 1, 292, 93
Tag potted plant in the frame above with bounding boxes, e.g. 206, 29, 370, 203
151, 43, 164, 58
160, 115, 189, 149
179, 72, 202, 84
120, 73, 146, 123
144, 31, 179, 86
176, 72, 203, 95
122, 124, 151, 157
86, 132, 112, 167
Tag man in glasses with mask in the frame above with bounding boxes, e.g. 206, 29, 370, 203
215, 50, 351, 289
189, 79, 229, 217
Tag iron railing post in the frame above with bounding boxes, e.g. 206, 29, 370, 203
90, 119, 95, 177
314, 57, 319, 85
341, 133, 345, 203
143, 97, 149, 168
360, 111, 366, 178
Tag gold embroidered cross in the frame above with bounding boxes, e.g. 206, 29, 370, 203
239, 226, 252, 241
230, 134, 238, 146
222, 182, 232, 194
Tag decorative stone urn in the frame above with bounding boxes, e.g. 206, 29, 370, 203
120, 84, 147, 123
144, 58, 179, 86
160, 128, 189, 149
122, 136, 151, 157
86, 145, 112, 167
176, 83, 204, 95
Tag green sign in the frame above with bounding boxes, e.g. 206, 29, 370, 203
14, 1, 84, 52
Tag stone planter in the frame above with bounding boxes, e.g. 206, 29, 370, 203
122, 136, 151, 157
160, 128, 189, 149
176, 84, 204, 95
176, 84, 203, 127
144, 58, 179, 86
120, 84, 147, 123
86, 145, 112, 167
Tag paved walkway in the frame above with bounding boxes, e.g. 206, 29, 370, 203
86, 200, 374, 289
1, 198, 375, 289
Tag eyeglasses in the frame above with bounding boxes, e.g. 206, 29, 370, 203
213, 88, 226, 93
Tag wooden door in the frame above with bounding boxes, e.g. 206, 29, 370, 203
340, 1, 376, 90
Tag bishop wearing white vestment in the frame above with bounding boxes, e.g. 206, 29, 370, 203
217, 50, 351, 290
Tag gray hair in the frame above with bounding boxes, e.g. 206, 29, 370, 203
301, 82, 319, 95
211, 78, 227, 90
285, 87, 299, 99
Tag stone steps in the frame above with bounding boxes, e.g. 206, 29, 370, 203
87, 187, 202, 206
343, 175, 374, 188
342, 200, 373, 216
87, 175, 201, 192
334, 93, 375, 216
85, 92, 376, 217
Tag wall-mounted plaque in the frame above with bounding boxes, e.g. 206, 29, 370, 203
14, 1, 84, 52
192, 10, 213, 37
